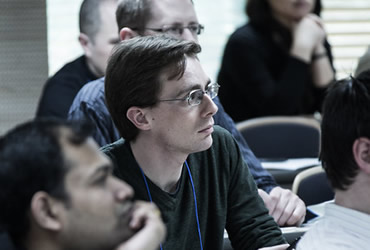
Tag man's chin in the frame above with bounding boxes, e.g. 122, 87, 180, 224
192, 136, 213, 153
118, 225, 137, 243
117, 204, 137, 242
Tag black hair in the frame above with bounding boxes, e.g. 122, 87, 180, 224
0, 118, 93, 244
320, 70, 370, 190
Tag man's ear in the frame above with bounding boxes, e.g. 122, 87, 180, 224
126, 107, 151, 131
353, 137, 370, 174
78, 33, 91, 56
119, 27, 138, 41
30, 191, 63, 231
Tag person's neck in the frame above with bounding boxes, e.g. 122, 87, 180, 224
272, 13, 297, 31
86, 58, 103, 78
130, 135, 188, 193
335, 172, 370, 215
26, 229, 61, 250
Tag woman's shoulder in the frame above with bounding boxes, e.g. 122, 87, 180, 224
228, 23, 266, 47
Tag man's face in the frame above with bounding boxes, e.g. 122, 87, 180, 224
146, 0, 200, 42
58, 133, 135, 250
86, 1, 119, 77
146, 56, 218, 154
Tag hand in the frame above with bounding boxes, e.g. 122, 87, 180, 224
291, 14, 327, 62
115, 201, 166, 250
258, 187, 306, 226
258, 243, 290, 250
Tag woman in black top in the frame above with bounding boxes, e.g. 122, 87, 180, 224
217, 0, 335, 122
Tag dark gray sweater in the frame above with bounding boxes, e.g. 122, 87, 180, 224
102, 126, 285, 250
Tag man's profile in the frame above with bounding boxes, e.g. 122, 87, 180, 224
0, 118, 165, 250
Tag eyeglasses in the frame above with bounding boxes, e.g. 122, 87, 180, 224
158, 83, 220, 106
144, 24, 204, 36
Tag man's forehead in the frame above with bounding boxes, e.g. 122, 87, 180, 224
159, 56, 209, 94
149, 0, 198, 25
60, 133, 110, 178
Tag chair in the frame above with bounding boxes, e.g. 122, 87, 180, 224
292, 165, 334, 206
236, 116, 321, 159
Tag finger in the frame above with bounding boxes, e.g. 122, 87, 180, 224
258, 189, 276, 214
277, 197, 303, 226
285, 199, 306, 226
129, 202, 160, 229
268, 187, 289, 223
271, 195, 289, 225
273, 190, 306, 226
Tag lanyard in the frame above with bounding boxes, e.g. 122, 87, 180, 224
139, 160, 203, 250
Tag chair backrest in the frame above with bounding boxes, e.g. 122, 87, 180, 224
292, 166, 334, 206
236, 116, 321, 159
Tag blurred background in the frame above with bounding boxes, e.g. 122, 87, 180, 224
1, 0, 370, 135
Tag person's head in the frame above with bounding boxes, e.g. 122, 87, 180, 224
79, 0, 119, 77
116, 0, 202, 43
246, 0, 321, 28
0, 119, 135, 250
105, 35, 218, 152
320, 70, 370, 191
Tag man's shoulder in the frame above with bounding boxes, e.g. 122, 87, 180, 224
76, 77, 105, 99
297, 219, 356, 250
69, 77, 106, 111
43, 56, 96, 97
100, 138, 126, 155
49, 56, 88, 81
212, 125, 235, 143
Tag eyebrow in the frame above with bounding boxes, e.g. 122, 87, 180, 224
88, 164, 113, 182
174, 79, 212, 98
169, 21, 199, 26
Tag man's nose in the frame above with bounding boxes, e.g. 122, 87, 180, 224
202, 94, 218, 117
113, 177, 134, 201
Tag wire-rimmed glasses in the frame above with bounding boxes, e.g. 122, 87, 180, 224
144, 24, 205, 36
158, 82, 220, 106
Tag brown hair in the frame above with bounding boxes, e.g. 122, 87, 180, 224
105, 35, 201, 141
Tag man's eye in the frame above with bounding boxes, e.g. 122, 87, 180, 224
190, 91, 203, 101
95, 176, 108, 185
189, 26, 198, 32
167, 27, 180, 33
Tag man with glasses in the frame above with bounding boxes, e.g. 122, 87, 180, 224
103, 34, 288, 250
132, 24, 204, 37
69, 0, 305, 226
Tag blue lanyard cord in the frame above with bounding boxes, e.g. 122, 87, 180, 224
140, 167, 153, 202
139, 168, 163, 250
139, 161, 203, 250
185, 160, 204, 250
